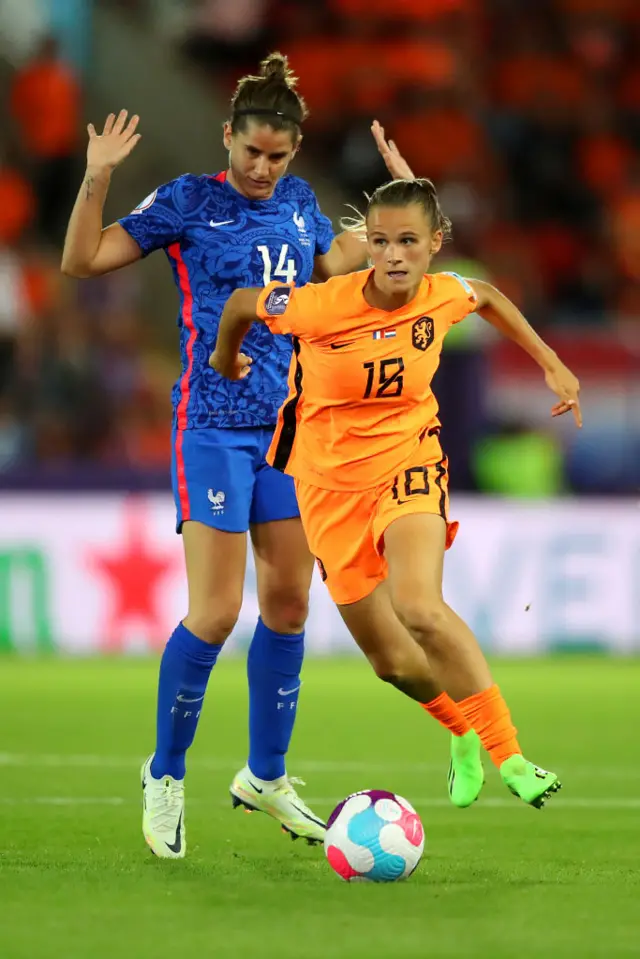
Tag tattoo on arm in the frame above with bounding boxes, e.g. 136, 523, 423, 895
85, 176, 94, 201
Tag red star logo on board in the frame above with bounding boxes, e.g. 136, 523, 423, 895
86, 497, 178, 652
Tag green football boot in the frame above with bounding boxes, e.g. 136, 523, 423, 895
447, 729, 485, 808
501, 755, 562, 808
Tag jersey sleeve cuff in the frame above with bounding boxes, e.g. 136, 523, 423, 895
116, 218, 153, 258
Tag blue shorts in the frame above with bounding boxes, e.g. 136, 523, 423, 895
171, 426, 300, 534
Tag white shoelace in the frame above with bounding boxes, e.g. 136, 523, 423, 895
277, 777, 317, 815
146, 777, 184, 832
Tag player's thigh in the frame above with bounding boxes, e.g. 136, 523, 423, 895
294, 480, 387, 607
375, 455, 459, 629
250, 517, 314, 634
182, 521, 247, 642
172, 427, 256, 641
250, 437, 314, 632
338, 581, 434, 682
383, 512, 449, 636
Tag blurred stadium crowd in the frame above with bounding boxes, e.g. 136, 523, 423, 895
0, 29, 177, 480
0, 0, 638, 492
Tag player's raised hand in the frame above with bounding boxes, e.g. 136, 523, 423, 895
209, 350, 253, 381
86, 111, 141, 173
545, 360, 582, 427
371, 120, 415, 180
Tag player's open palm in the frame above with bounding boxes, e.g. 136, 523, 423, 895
371, 120, 415, 180
545, 361, 582, 427
87, 110, 141, 173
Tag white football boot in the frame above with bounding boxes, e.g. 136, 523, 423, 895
141, 756, 186, 859
230, 765, 326, 845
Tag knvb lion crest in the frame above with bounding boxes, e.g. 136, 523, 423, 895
412, 316, 434, 352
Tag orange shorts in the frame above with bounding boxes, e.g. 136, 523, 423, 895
295, 434, 458, 606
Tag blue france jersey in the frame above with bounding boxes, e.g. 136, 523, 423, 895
118, 172, 334, 429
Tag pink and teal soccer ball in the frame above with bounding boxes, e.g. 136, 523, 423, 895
324, 790, 425, 882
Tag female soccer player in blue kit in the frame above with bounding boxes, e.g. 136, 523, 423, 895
61, 54, 380, 858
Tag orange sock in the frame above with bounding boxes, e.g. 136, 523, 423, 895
422, 692, 472, 737
457, 684, 521, 767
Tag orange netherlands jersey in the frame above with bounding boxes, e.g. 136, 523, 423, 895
256, 269, 478, 491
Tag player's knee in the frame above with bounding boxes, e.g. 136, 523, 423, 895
260, 587, 309, 634
393, 595, 449, 644
184, 597, 242, 645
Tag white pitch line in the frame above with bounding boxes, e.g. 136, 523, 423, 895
0, 797, 126, 806
0, 754, 441, 773
2, 796, 640, 809
0, 753, 638, 778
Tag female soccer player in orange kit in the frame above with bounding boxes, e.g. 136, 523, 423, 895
209, 172, 582, 810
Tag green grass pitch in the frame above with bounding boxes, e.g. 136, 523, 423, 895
1, 656, 639, 958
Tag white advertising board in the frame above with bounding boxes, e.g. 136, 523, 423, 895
0, 494, 637, 654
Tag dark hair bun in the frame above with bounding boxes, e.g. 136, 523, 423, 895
230, 52, 308, 131
260, 52, 296, 87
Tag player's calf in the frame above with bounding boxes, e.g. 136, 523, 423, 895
365, 634, 486, 808
368, 642, 440, 704
391, 594, 492, 702
338, 585, 485, 807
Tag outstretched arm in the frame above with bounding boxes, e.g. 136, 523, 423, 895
61, 111, 143, 277
209, 289, 262, 380
469, 279, 582, 427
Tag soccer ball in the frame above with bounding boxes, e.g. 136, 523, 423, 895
324, 790, 425, 882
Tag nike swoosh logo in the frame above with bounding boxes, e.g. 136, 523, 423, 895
290, 800, 326, 828
278, 685, 301, 696
210, 219, 234, 227
248, 781, 263, 794
330, 341, 355, 350
176, 694, 205, 703
165, 812, 182, 854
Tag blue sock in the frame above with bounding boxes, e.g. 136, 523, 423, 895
247, 617, 305, 781
151, 622, 222, 780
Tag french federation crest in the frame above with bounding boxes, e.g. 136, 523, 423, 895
208, 489, 225, 513
412, 316, 434, 352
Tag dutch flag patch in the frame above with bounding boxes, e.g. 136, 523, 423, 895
372, 328, 397, 340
